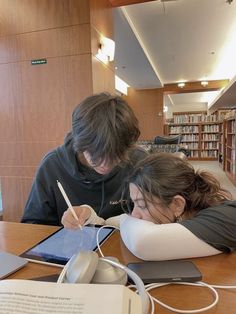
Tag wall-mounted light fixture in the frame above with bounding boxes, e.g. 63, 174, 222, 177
201, 81, 209, 87
96, 36, 115, 64
177, 82, 185, 88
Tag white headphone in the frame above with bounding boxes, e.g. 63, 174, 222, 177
57, 251, 149, 314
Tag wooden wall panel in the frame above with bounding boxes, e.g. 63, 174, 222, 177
0, 0, 114, 222
0, 36, 18, 64
109, 0, 154, 7
0, 24, 91, 64
1, 177, 33, 222
0, 64, 18, 142
164, 79, 229, 95
0, 141, 60, 171
17, 55, 93, 142
0, 54, 93, 222
1, 177, 22, 222
90, 1, 115, 92
60, 55, 93, 116
0, 167, 36, 178
124, 88, 164, 140
90, 0, 113, 39
21, 142, 61, 167
92, 56, 115, 94
0, 0, 90, 36
17, 60, 68, 142
0, 143, 23, 167
0, 140, 60, 222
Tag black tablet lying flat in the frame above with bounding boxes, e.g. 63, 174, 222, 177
127, 260, 202, 283
20, 225, 115, 267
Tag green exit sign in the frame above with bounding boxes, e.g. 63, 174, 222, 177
31, 59, 47, 65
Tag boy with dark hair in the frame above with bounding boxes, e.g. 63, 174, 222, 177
21, 92, 145, 226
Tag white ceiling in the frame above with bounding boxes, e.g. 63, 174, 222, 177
113, 0, 236, 111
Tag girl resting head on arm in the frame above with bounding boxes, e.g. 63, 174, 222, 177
128, 152, 231, 223
120, 153, 236, 260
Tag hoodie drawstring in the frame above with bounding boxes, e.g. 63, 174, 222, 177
98, 181, 105, 215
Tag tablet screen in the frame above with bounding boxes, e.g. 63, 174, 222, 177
20, 225, 115, 266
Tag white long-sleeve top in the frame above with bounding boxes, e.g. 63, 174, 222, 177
119, 215, 220, 261
84, 206, 221, 261
119, 200, 236, 260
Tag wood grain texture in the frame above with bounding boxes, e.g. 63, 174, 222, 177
90, 0, 113, 39
124, 88, 164, 140
0, 141, 61, 168
0, 54, 93, 222
17, 55, 92, 141
109, 0, 154, 7
0, 0, 114, 222
0, 63, 18, 142
0, 222, 59, 256
1, 221, 236, 314
164, 79, 229, 95
0, 24, 91, 64
1, 177, 24, 221
92, 56, 115, 94
0, 166, 36, 178
0, 0, 90, 36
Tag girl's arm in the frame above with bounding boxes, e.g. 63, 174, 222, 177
120, 215, 221, 261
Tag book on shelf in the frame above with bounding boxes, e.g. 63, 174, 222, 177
0, 280, 142, 314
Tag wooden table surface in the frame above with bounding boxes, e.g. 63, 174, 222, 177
1, 221, 236, 313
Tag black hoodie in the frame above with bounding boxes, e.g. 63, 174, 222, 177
21, 133, 146, 226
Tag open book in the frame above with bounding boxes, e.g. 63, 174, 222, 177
0, 280, 142, 314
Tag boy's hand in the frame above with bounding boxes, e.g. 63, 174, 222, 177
61, 205, 91, 229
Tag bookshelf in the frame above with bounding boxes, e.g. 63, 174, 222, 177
218, 120, 226, 169
166, 111, 219, 160
217, 110, 234, 169
200, 122, 219, 159
224, 116, 236, 184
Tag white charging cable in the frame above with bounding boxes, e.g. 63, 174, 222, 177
96, 225, 149, 314
96, 224, 119, 257
146, 281, 236, 313
146, 281, 219, 313
96, 225, 236, 314
210, 284, 236, 289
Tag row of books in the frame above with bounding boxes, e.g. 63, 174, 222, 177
202, 134, 219, 141
169, 126, 199, 133
201, 142, 219, 149
202, 125, 219, 132
172, 113, 218, 124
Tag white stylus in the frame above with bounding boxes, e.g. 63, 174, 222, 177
57, 180, 82, 230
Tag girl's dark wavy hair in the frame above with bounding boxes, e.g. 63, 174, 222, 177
72, 92, 140, 166
127, 153, 232, 214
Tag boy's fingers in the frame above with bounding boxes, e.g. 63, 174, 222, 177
62, 211, 79, 228
62, 206, 91, 229
75, 206, 91, 225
